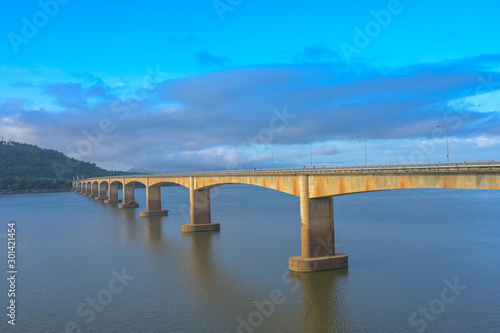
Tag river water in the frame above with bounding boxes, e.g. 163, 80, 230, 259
0, 185, 499, 332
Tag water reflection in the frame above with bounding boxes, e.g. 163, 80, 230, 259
183, 232, 221, 285
119, 208, 137, 241
146, 217, 163, 243
290, 269, 353, 333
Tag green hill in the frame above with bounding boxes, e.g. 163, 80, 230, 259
0, 140, 127, 192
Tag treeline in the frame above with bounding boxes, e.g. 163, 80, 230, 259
0, 177, 70, 192
0, 140, 129, 191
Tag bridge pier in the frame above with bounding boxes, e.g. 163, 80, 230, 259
89, 182, 98, 198
95, 182, 108, 200
182, 177, 220, 232
289, 176, 348, 272
118, 179, 139, 208
119, 182, 139, 208
105, 182, 122, 204
140, 184, 169, 217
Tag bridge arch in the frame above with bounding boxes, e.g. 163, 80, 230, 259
75, 162, 500, 273
306, 172, 500, 198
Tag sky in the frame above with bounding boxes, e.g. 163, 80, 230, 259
1, 0, 499, 172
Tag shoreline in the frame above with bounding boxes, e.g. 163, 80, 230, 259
0, 189, 71, 195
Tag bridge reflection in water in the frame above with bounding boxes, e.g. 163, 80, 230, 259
73, 162, 500, 272
119, 211, 356, 332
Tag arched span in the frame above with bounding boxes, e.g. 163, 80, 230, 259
307, 172, 500, 198
188, 175, 300, 196
82, 170, 500, 199
123, 179, 146, 187
149, 180, 189, 189
149, 177, 189, 188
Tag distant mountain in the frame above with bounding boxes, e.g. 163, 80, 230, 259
126, 167, 154, 174
0, 140, 128, 192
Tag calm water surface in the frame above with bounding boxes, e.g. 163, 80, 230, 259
0, 185, 499, 332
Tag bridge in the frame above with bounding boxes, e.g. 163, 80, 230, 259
73, 161, 500, 272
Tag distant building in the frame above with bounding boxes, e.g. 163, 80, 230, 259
8, 139, 14, 146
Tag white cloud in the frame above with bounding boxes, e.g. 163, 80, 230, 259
471, 137, 500, 148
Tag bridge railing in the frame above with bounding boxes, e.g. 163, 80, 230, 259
75, 160, 500, 182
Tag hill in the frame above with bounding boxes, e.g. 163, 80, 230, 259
0, 140, 128, 193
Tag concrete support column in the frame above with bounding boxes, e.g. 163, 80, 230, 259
181, 177, 220, 232
289, 175, 348, 272
95, 182, 108, 200
105, 182, 122, 204
119, 181, 139, 208
90, 182, 98, 198
140, 181, 168, 217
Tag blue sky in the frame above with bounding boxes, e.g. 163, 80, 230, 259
1, 0, 499, 172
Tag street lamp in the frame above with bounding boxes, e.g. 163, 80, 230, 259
265, 148, 274, 169
302, 143, 313, 168
355, 136, 367, 166
237, 152, 245, 169
215, 155, 223, 171
436, 125, 449, 164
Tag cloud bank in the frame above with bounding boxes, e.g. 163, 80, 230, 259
1, 55, 499, 171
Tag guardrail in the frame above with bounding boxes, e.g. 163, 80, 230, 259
76, 160, 500, 182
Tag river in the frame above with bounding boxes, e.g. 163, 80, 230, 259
1, 185, 499, 332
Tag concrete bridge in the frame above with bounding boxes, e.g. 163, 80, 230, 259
73, 161, 500, 272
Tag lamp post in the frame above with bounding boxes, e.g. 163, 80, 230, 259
302, 143, 312, 168
436, 125, 449, 164
355, 136, 367, 166
215, 155, 222, 171
265, 148, 274, 169
237, 152, 245, 169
